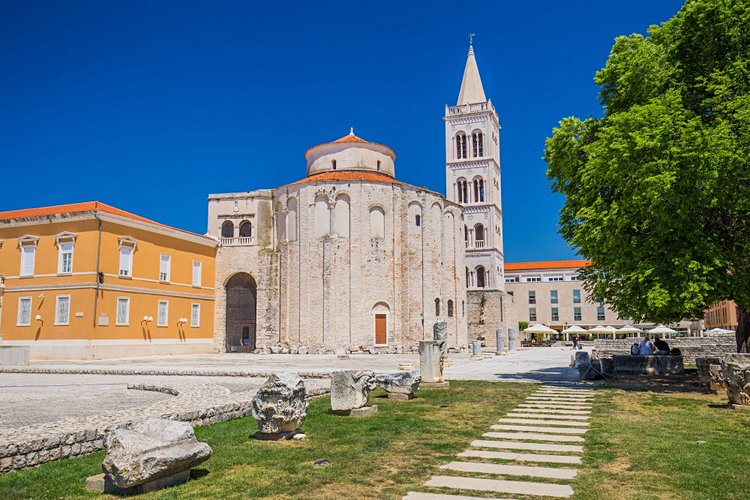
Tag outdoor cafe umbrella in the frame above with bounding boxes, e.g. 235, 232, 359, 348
524, 323, 557, 340
561, 325, 587, 341
588, 325, 612, 339
617, 325, 643, 338
649, 324, 678, 338
705, 327, 733, 335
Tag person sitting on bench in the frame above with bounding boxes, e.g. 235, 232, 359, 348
639, 335, 656, 355
653, 335, 670, 354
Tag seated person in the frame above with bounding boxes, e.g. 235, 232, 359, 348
639, 336, 656, 355
653, 336, 670, 354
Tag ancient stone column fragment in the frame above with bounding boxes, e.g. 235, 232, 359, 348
251, 372, 308, 440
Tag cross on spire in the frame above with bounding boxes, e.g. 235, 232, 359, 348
469, 33, 475, 46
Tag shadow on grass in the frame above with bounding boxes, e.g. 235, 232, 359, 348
491, 366, 581, 383
598, 372, 714, 394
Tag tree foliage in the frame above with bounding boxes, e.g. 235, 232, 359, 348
545, 0, 750, 350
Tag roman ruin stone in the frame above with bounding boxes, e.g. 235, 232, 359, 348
695, 357, 722, 387
98, 419, 212, 491
376, 371, 421, 400
330, 370, 377, 415
721, 354, 750, 408
251, 373, 308, 440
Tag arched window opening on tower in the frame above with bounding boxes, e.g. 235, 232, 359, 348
465, 267, 470, 288
457, 178, 469, 203
464, 225, 469, 247
435, 298, 440, 316
472, 131, 484, 157
474, 223, 485, 248
221, 220, 234, 238
473, 178, 485, 203
377, 160, 381, 171
476, 266, 486, 288
455, 133, 467, 159
239, 221, 252, 238
447, 300, 454, 317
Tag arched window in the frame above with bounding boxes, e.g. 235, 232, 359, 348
455, 133, 467, 159
447, 300, 454, 317
465, 267, 470, 288
221, 221, 234, 238
476, 266, 486, 288
370, 206, 385, 239
475, 224, 485, 248
286, 198, 298, 241
415, 214, 421, 227
333, 195, 350, 237
473, 177, 485, 203
435, 298, 441, 316
457, 178, 468, 203
377, 160, 381, 171
314, 195, 330, 238
472, 131, 484, 157
239, 221, 252, 238
464, 225, 469, 246
332, 159, 337, 170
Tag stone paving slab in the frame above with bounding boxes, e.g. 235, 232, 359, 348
506, 412, 590, 420
498, 417, 589, 427
471, 440, 584, 453
441, 461, 578, 480
403, 492, 513, 500
458, 449, 582, 465
537, 389, 595, 394
527, 396, 593, 402
482, 432, 585, 443
531, 392, 594, 398
517, 404, 592, 411
491, 424, 587, 434
511, 408, 591, 415
425, 475, 574, 498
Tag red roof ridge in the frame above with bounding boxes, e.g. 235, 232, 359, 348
287, 170, 401, 186
0, 201, 213, 241
504, 259, 591, 271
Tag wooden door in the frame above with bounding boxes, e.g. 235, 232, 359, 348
375, 314, 387, 345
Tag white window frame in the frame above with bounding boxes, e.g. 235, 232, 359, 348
528, 307, 537, 322
118, 237, 137, 278
159, 254, 171, 282
116, 297, 130, 326
192, 260, 202, 287
55, 295, 71, 325
157, 300, 168, 327
17, 297, 32, 326
57, 241, 74, 274
19, 236, 38, 277
191, 303, 200, 327
573, 289, 581, 304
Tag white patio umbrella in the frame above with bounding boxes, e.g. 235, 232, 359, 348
705, 327, 733, 335
604, 326, 618, 338
649, 324, 678, 338
588, 325, 611, 339
561, 324, 587, 341
618, 325, 643, 338
524, 323, 558, 341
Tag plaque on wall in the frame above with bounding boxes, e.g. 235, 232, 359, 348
98, 313, 109, 326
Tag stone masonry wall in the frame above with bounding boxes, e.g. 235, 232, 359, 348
467, 290, 516, 349
592, 335, 736, 364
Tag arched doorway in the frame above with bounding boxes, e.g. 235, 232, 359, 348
225, 273, 257, 352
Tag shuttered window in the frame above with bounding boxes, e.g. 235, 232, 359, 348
191, 303, 200, 327
157, 301, 168, 327
20, 245, 35, 276
192, 261, 202, 287
159, 254, 171, 282
17, 297, 31, 326
55, 296, 70, 325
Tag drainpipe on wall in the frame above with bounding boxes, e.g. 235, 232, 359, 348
92, 207, 103, 329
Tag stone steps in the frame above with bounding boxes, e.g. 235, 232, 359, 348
403, 385, 593, 500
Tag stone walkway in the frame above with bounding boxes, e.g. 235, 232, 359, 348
404, 385, 594, 499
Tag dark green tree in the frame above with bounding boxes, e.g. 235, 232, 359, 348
545, 0, 750, 351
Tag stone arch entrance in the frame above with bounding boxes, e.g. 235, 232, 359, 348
225, 273, 257, 352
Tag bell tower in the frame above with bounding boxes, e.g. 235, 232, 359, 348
445, 40, 504, 291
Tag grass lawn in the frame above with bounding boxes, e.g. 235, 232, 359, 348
0, 381, 534, 499
575, 377, 750, 500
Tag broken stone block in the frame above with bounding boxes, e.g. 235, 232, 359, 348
330, 370, 377, 415
376, 371, 421, 400
96, 419, 211, 492
695, 357, 722, 387
251, 373, 308, 440
721, 354, 750, 408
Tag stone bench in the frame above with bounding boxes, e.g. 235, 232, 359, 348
612, 355, 684, 376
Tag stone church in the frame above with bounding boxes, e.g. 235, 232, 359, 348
207, 43, 516, 353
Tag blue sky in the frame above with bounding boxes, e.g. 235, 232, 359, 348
0, 0, 684, 262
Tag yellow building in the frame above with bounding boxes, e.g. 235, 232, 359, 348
705, 300, 739, 331
0, 202, 217, 360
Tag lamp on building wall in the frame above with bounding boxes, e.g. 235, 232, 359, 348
141, 315, 153, 325
177, 317, 187, 326
35, 314, 43, 324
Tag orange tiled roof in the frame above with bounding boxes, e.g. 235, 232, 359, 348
333, 131, 368, 144
504, 260, 591, 271
0, 201, 213, 240
288, 171, 401, 186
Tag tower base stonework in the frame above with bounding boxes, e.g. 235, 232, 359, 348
467, 290, 516, 350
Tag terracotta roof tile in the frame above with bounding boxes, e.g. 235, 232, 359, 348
332, 132, 368, 144
504, 260, 591, 271
0, 201, 213, 240
287, 171, 402, 186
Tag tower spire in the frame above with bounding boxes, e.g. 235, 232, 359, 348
457, 38, 487, 105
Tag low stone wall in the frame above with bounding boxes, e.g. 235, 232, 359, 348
0, 367, 331, 379
612, 355, 684, 376
592, 335, 735, 364
0, 346, 29, 366
0, 379, 330, 475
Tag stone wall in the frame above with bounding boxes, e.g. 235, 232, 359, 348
592, 335, 736, 364
466, 290, 516, 349
0, 377, 329, 475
